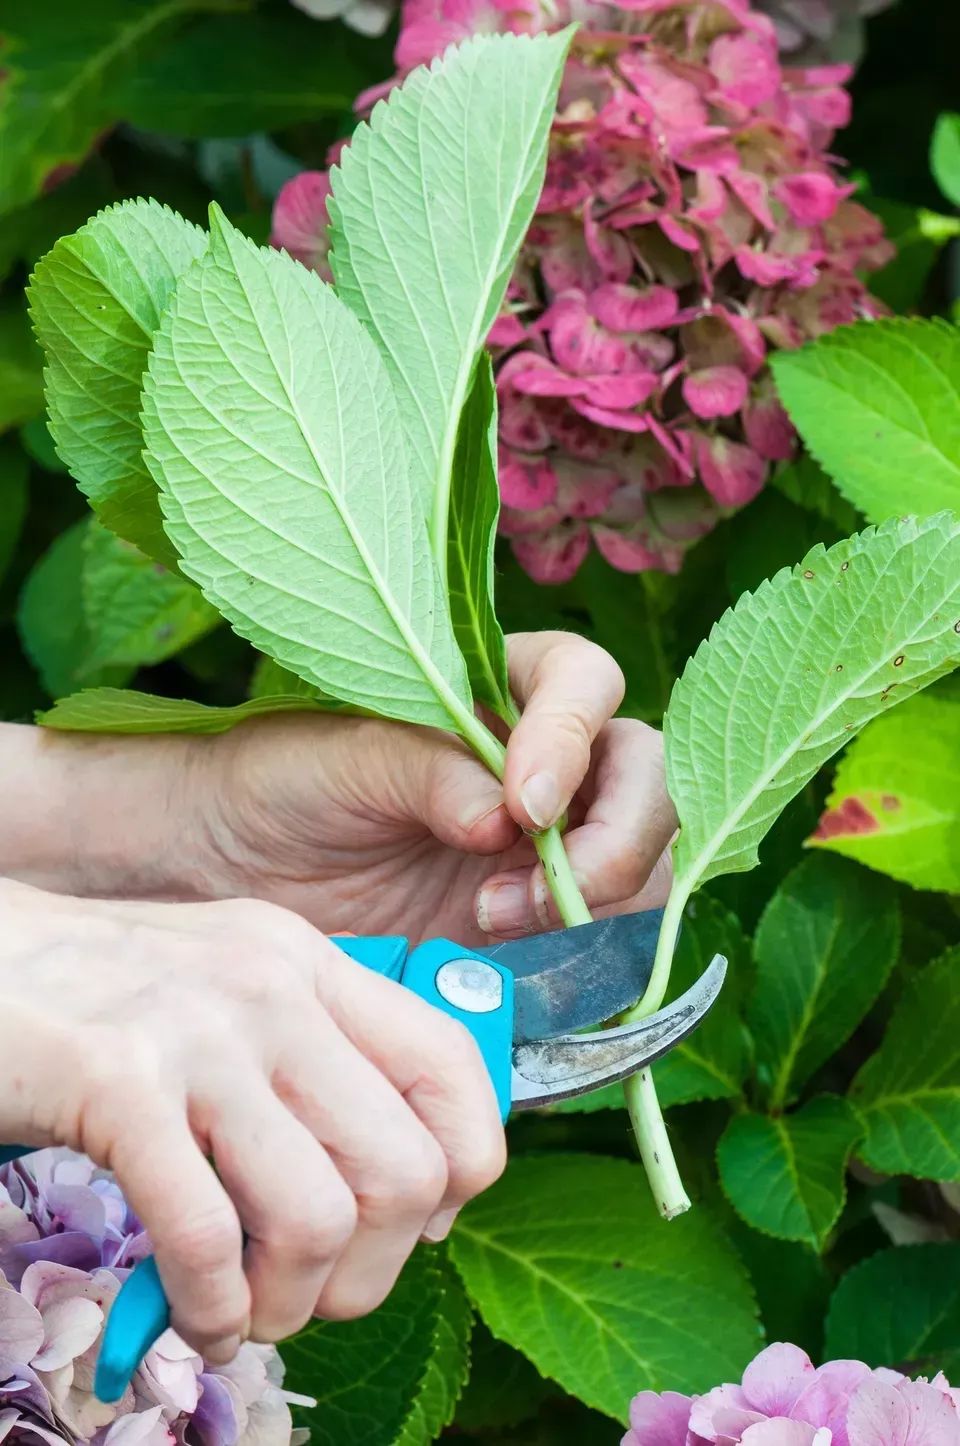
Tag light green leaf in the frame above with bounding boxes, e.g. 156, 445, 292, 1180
38, 688, 334, 735
665, 514, 960, 904
0, 0, 237, 216
396, 1255, 472, 1446
142, 205, 475, 733
932, 113, 960, 209
449, 1154, 761, 1422
717, 1096, 863, 1251
280, 1249, 456, 1446
81, 523, 219, 670
749, 855, 901, 1110
328, 31, 569, 564
448, 355, 513, 719
121, 10, 391, 138
825, 1243, 960, 1372
0, 440, 29, 585
864, 195, 960, 313
851, 947, 960, 1181
771, 319, 960, 522
17, 522, 131, 698
28, 198, 207, 565
655, 895, 752, 1109
249, 655, 323, 702
0, 300, 43, 434
19, 416, 66, 474
810, 689, 960, 893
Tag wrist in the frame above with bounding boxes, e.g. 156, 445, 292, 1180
0, 724, 224, 901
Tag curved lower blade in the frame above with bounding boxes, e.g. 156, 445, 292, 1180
478, 909, 664, 1043
509, 954, 727, 1110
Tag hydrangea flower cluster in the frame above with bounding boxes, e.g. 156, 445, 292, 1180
0, 1150, 310, 1446
626, 1342, 960, 1445
272, 0, 892, 582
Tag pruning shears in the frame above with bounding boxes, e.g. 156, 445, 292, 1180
0, 914, 725, 1405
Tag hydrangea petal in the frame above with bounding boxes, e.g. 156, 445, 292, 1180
623, 1387, 693, 1445
683, 365, 749, 418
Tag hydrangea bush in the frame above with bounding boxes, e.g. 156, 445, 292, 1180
272, 0, 892, 582
0, 1152, 309, 1446
626, 1343, 960, 1445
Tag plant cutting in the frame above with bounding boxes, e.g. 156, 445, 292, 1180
26, 28, 960, 1229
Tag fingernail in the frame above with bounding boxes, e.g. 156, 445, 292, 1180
477, 880, 529, 935
520, 772, 561, 830
421, 1208, 458, 1243
458, 794, 506, 834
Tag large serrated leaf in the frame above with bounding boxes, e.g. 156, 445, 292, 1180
142, 205, 475, 732
280, 1249, 451, 1446
771, 319, 960, 522
38, 688, 336, 735
810, 688, 960, 893
396, 1255, 472, 1446
448, 355, 513, 719
449, 1154, 761, 1422
825, 1244, 960, 1373
0, 0, 235, 216
717, 1096, 863, 1252
850, 946, 960, 1181
28, 197, 207, 566
749, 855, 901, 1110
328, 30, 569, 557
665, 513, 960, 900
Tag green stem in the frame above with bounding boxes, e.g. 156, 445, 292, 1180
624, 1068, 690, 1220
457, 708, 689, 1218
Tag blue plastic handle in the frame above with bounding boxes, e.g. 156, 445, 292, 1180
87, 933, 513, 1401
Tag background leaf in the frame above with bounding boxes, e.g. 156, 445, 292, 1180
851, 946, 960, 1181
0, 441, 29, 585
717, 1096, 863, 1251
281, 1249, 466, 1446
811, 687, 960, 893
0, 300, 43, 434
81, 522, 219, 669
449, 1154, 761, 1423
142, 207, 474, 730
665, 513, 960, 898
826, 1243, 960, 1374
454, 1323, 555, 1433
931, 113, 960, 209
0, 0, 238, 216
328, 31, 569, 547
448, 354, 513, 718
771, 319, 960, 522
119, 10, 392, 138
16, 521, 131, 697
748, 855, 901, 1110
29, 197, 207, 565
655, 895, 753, 1110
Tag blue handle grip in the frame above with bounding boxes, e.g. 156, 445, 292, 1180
87, 934, 512, 1401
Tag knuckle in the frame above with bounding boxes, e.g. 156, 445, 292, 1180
272, 1192, 358, 1262
166, 1207, 243, 1275
365, 1137, 448, 1217
454, 1129, 507, 1201
315, 1274, 396, 1323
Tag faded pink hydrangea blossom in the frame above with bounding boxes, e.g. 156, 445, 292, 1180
755, 0, 895, 64
272, 0, 892, 583
0, 1150, 312, 1446
624, 1342, 960, 1446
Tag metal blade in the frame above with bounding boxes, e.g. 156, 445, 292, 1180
509, 954, 727, 1110
477, 909, 664, 1043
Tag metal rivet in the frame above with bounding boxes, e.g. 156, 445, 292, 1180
435, 960, 503, 1014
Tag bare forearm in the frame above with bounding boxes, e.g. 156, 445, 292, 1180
0, 722, 220, 899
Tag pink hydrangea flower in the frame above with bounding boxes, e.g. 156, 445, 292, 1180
0, 1151, 311, 1446
272, 0, 891, 583
623, 1344, 960, 1446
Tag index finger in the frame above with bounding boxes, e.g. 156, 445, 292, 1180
503, 632, 625, 832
